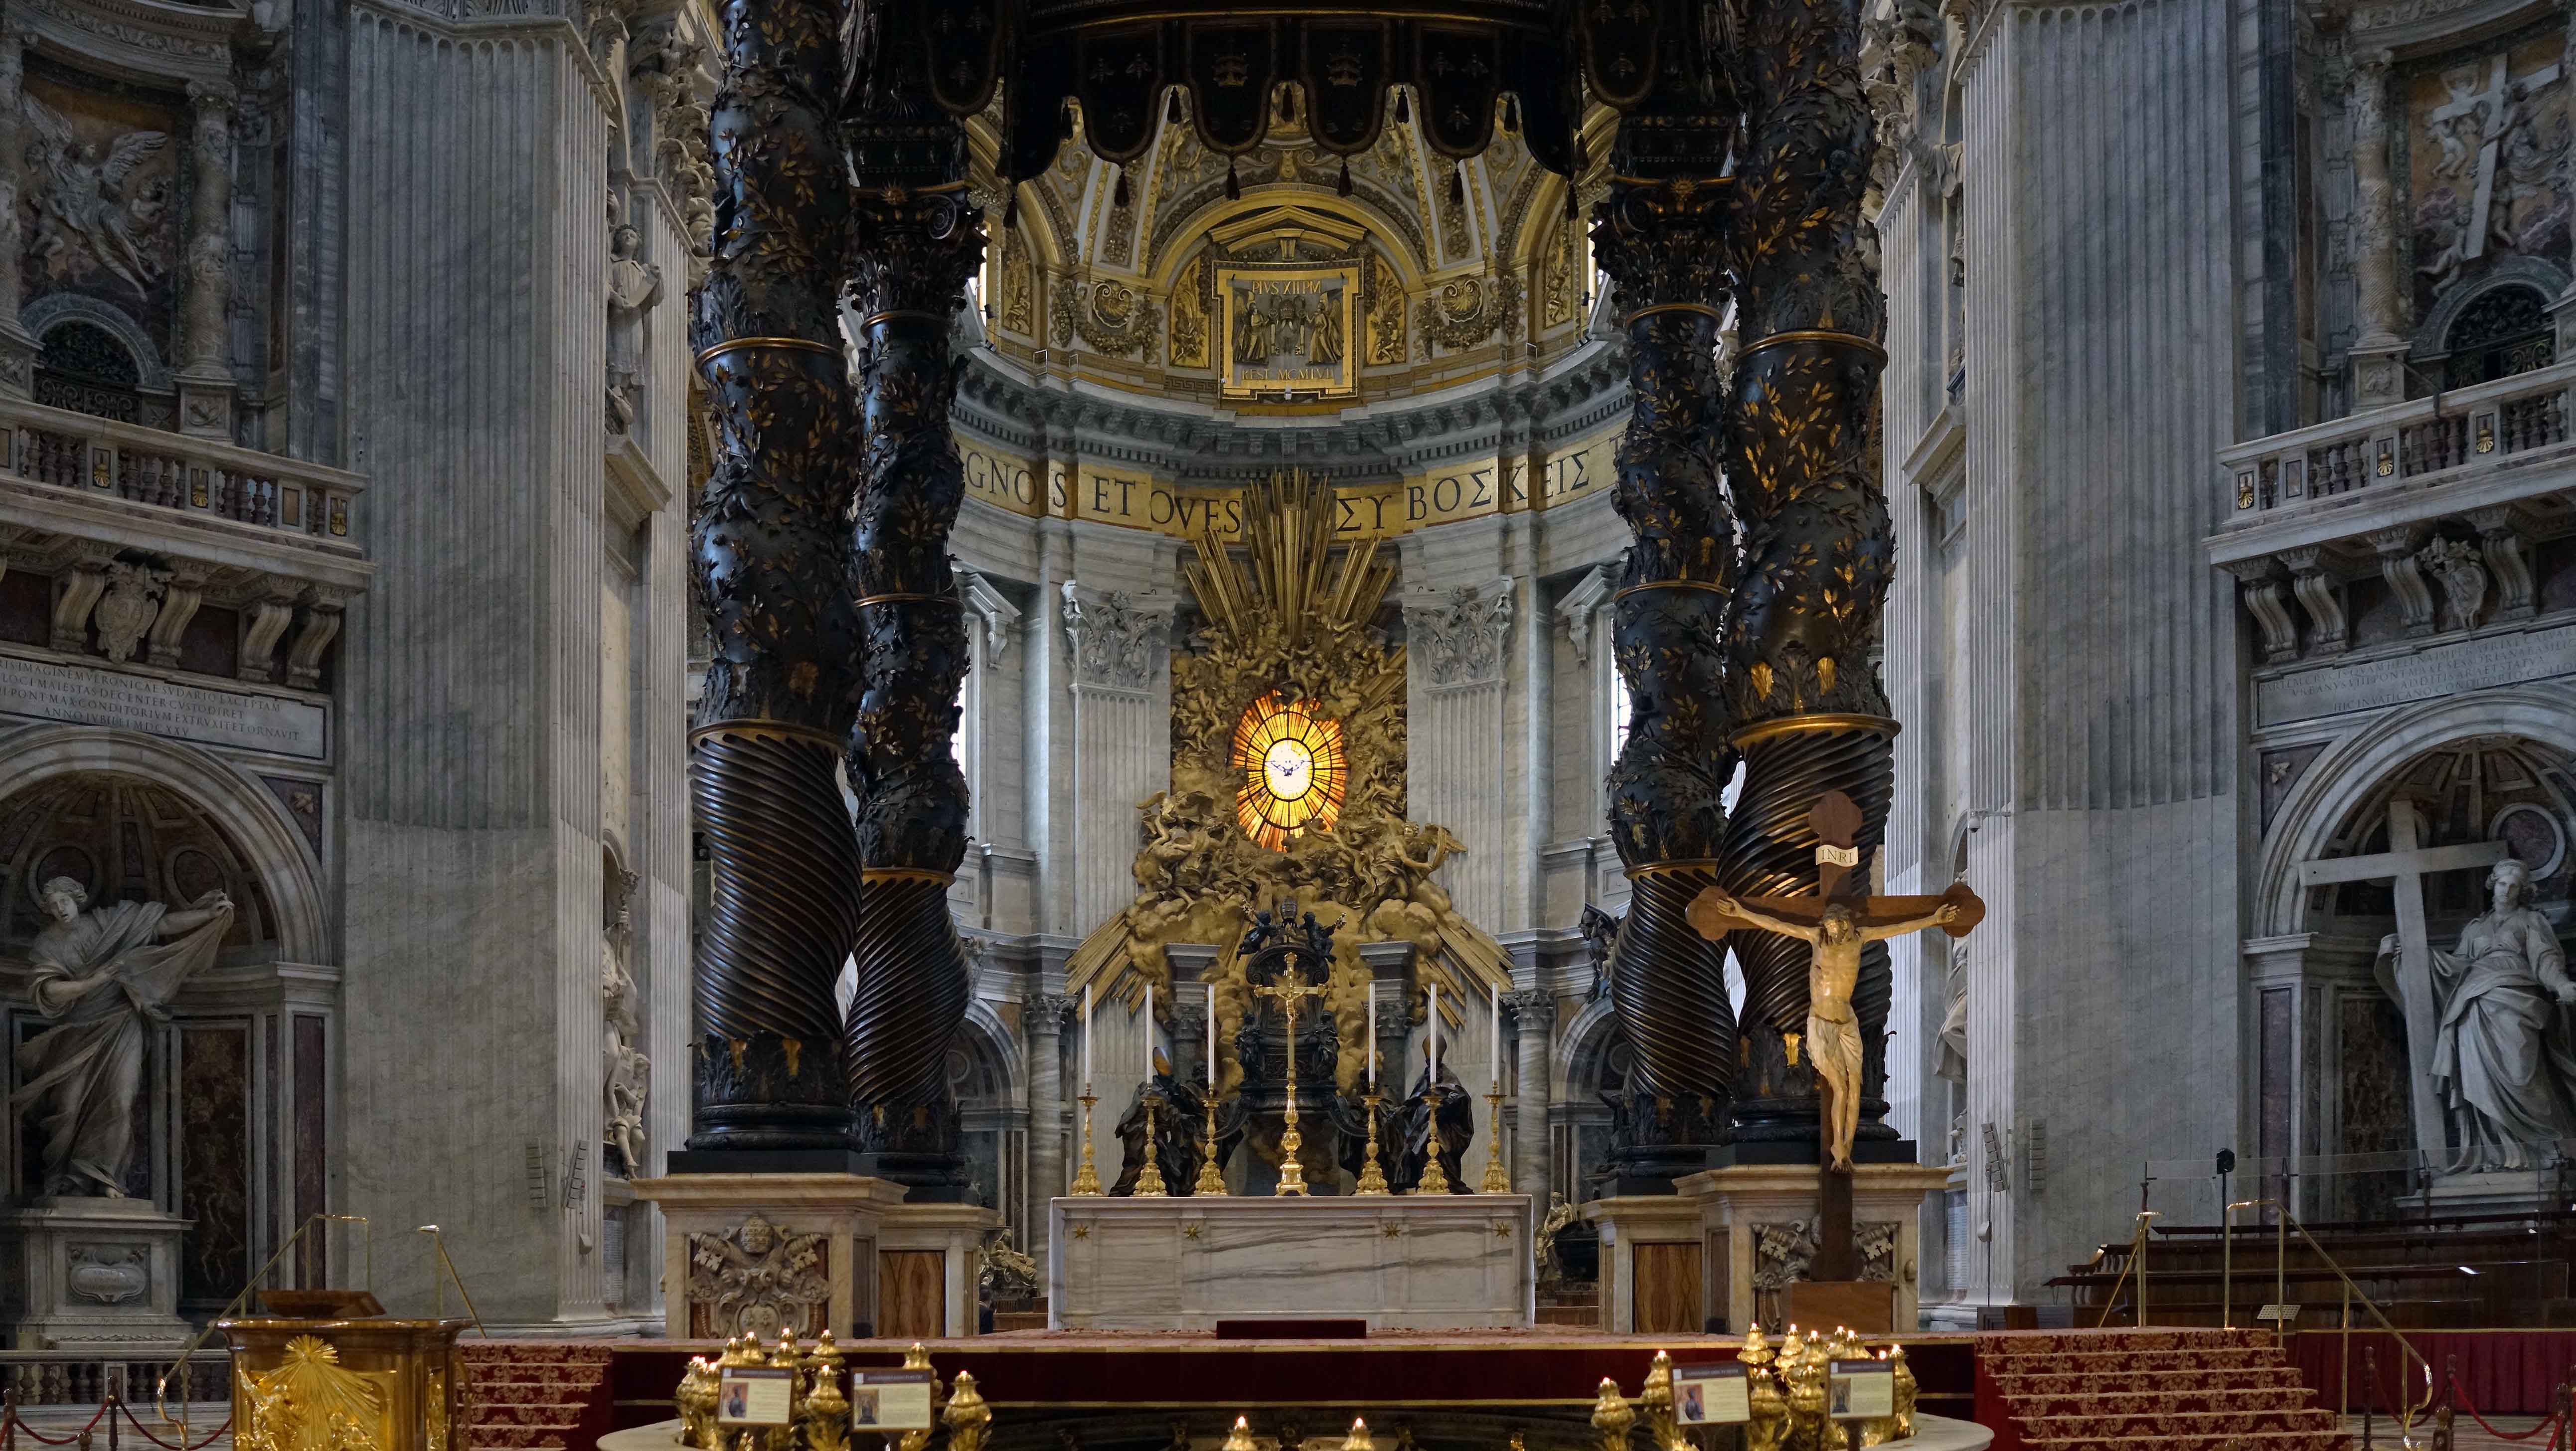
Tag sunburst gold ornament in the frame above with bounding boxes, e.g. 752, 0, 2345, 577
1232, 692, 1348, 849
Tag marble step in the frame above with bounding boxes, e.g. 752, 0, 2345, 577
2019, 1408, 2338, 1438
1986, 1368, 2307, 1394
2022, 1435, 2346, 1451
2011, 1388, 2323, 1417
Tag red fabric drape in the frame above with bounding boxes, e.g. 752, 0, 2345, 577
2286, 1330, 2576, 1417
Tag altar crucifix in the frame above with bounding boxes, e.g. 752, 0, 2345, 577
1686, 791, 1984, 1275
1253, 961, 1333, 1196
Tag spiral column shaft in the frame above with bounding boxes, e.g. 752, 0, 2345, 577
840, 32, 987, 1196
681, 0, 864, 1155
1719, 0, 1900, 1154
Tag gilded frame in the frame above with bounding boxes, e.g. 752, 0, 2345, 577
1217, 264, 1361, 398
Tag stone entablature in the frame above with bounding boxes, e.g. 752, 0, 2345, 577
949, 341, 1631, 543
0, 393, 369, 693
2209, 357, 2573, 669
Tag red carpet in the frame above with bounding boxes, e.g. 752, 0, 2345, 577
461, 1342, 615, 1451
1976, 1329, 2346, 1451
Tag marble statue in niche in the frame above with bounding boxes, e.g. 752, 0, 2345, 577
2382, 859, 2576, 1172
605, 195, 665, 435
20, 91, 170, 298
14, 876, 232, 1196
602, 867, 648, 1177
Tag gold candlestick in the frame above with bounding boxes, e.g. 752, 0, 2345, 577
1135, 1092, 1169, 1196
1354, 1090, 1389, 1195
1480, 1085, 1513, 1193
1194, 1093, 1228, 1195
1069, 1091, 1103, 1195
1411, 1087, 1452, 1194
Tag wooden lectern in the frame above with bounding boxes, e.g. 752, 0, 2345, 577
220, 1291, 469, 1451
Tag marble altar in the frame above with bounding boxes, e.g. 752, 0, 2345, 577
1049, 1194, 1534, 1331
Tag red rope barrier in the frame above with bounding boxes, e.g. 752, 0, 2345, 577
2454, 1383, 2570, 1444
0, 1401, 114, 1446
113, 1403, 232, 1451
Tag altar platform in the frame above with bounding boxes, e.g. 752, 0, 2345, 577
1048, 1193, 1536, 1331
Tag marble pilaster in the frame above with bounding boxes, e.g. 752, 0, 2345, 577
1061, 579, 1176, 933
1506, 989, 1554, 1197
1024, 994, 1070, 1284
178, 81, 239, 436
2345, 50, 2407, 409
0, 28, 32, 397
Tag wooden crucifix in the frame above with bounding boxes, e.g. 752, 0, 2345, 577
1685, 790, 1985, 1279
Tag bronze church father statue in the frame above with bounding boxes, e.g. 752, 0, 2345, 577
14, 877, 232, 1196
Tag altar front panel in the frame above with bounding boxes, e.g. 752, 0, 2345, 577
1050, 1195, 1534, 1331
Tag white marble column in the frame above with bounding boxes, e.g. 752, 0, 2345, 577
1061, 580, 1175, 931
1025, 994, 1069, 1281
2347, 50, 2407, 409
1401, 577, 1514, 928
338, 5, 620, 1330
1507, 990, 1554, 1197
0, 27, 32, 397
178, 81, 238, 436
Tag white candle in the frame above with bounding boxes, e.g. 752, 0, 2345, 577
1367, 992, 1377, 1088
1490, 983, 1501, 1089
1144, 983, 1154, 1079
1082, 983, 1093, 1090
1428, 984, 1439, 1083
1207, 983, 1217, 1088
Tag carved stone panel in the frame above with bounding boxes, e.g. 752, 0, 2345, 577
683, 1214, 828, 1340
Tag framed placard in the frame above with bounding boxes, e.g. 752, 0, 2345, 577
1218, 265, 1359, 398
1672, 1362, 1750, 1425
853, 1368, 937, 1431
716, 1367, 795, 1427
1827, 1360, 1895, 1420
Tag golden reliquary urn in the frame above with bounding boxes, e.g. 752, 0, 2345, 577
220, 1290, 470, 1451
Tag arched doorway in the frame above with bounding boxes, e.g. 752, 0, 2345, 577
2257, 700, 2576, 1217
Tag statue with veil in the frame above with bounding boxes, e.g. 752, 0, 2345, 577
14, 876, 232, 1196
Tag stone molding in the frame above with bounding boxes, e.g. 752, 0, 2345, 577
13, 0, 239, 84
1404, 577, 1514, 688
1060, 582, 1173, 694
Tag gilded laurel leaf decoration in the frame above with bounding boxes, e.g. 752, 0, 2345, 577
1065, 468, 1514, 1095
235, 1337, 390, 1451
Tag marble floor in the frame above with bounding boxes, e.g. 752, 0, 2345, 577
2338, 1412, 2553, 1451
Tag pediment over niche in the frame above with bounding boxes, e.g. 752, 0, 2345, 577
1210, 205, 1371, 262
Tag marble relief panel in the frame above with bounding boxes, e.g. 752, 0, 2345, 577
2406, 31, 2572, 319
177, 1024, 249, 1308
19, 61, 183, 353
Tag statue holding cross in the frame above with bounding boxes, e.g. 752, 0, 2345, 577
1685, 791, 1986, 1171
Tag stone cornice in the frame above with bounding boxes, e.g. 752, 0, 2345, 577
15, 0, 241, 85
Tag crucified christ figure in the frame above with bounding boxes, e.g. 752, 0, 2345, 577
1693, 890, 1969, 1170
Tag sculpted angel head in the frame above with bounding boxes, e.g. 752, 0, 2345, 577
39, 876, 88, 924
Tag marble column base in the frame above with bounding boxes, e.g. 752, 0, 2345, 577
627, 1173, 908, 1340
174, 366, 236, 438
2349, 335, 2409, 411
1578, 1194, 1707, 1333
1050, 1193, 1533, 1331
0, 1197, 196, 1349
2403, 1168, 2553, 1217
877, 1202, 997, 1338
1678, 1161, 1952, 1335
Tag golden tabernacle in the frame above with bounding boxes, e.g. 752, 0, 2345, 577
221, 1311, 470, 1451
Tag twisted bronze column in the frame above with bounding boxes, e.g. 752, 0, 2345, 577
840, 46, 984, 1195
683, 0, 866, 1157
1718, 0, 1901, 1154
1593, 80, 1744, 1193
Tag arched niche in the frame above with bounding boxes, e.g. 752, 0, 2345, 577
0, 726, 328, 964
2257, 689, 2576, 939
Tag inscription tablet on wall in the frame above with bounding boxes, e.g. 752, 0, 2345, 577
0, 655, 328, 760
2255, 621, 2576, 728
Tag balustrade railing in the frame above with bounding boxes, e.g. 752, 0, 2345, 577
2223, 359, 2576, 514
0, 1354, 228, 1410
0, 396, 361, 545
